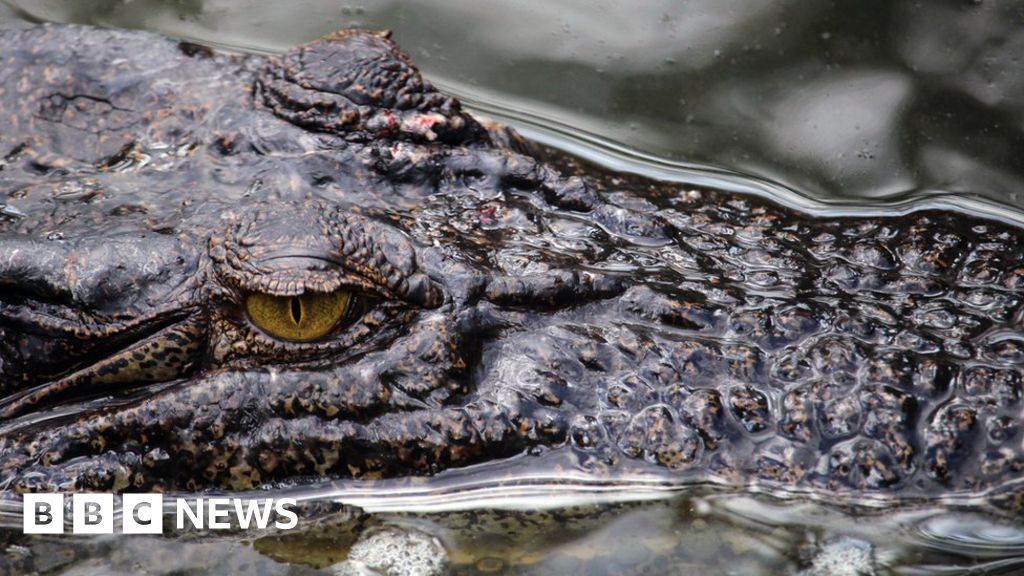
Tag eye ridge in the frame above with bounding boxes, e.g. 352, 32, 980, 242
245, 290, 351, 342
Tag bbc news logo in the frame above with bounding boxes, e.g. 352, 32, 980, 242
23, 494, 298, 534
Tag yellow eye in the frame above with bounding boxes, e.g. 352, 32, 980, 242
245, 291, 350, 342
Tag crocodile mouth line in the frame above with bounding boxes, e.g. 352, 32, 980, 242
0, 311, 205, 421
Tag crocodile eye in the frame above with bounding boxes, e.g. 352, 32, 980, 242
244, 291, 350, 342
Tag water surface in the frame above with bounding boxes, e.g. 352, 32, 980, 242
5, 0, 1024, 212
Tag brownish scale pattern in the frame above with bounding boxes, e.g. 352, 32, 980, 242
0, 24, 1022, 516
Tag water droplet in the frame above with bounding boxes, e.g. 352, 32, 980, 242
0, 203, 25, 219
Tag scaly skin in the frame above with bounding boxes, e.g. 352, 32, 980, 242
0, 25, 1022, 513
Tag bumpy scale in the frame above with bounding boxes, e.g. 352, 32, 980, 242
0, 25, 1022, 515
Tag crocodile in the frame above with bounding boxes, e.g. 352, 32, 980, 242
0, 24, 1022, 514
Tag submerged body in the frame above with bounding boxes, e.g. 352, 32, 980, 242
0, 25, 1021, 513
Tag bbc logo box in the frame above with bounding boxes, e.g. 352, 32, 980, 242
22, 494, 297, 534
22, 494, 63, 534
23, 494, 163, 535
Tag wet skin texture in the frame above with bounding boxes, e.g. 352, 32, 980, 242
0, 25, 1023, 511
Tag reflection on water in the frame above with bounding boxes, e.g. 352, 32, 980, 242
3, 480, 1024, 574
1, 458, 1023, 573
1, 1, 1024, 574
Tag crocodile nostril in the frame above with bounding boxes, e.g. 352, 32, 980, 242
290, 297, 302, 325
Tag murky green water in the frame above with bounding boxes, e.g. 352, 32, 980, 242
1, 1, 1024, 574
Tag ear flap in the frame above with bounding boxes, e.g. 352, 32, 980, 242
257, 29, 486, 145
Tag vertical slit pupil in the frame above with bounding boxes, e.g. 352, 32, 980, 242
290, 297, 302, 325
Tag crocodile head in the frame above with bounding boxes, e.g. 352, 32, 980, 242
0, 26, 618, 492
0, 198, 529, 491
2, 25, 1024, 510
